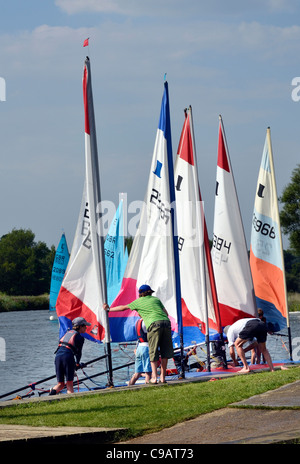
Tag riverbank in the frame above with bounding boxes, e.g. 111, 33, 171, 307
0, 293, 49, 312
0, 366, 299, 440
0, 366, 300, 446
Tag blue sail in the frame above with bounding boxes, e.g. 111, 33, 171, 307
104, 200, 128, 306
49, 233, 70, 316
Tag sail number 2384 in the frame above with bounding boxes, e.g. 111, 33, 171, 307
252, 213, 276, 239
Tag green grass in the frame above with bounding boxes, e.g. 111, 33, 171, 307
288, 292, 300, 312
1, 367, 300, 440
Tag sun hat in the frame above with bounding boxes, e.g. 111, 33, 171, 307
72, 317, 91, 327
138, 284, 154, 294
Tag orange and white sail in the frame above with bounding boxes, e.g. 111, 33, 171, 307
250, 128, 289, 332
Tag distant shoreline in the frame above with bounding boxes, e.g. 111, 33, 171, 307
0, 293, 49, 312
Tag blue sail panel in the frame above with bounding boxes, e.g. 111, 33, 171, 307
49, 233, 70, 312
104, 201, 128, 306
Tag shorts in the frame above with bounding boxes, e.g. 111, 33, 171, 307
55, 352, 75, 382
238, 319, 267, 344
135, 345, 151, 373
147, 320, 174, 362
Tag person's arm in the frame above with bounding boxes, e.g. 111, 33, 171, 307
103, 303, 130, 312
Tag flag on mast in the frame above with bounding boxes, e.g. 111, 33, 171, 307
250, 127, 290, 334
175, 107, 222, 344
212, 116, 257, 326
109, 81, 182, 345
56, 57, 110, 344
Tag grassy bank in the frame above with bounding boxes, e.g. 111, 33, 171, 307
0, 292, 49, 312
0, 367, 299, 440
288, 292, 300, 312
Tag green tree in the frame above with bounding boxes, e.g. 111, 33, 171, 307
0, 229, 54, 295
280, 164, 300, 255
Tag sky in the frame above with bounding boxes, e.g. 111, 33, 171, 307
0, 0, 299, 251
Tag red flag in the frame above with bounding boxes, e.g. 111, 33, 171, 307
83, 38, 89, 47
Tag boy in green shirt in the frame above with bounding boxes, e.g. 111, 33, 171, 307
103, 284, 174, 383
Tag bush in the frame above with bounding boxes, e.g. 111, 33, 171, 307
0, 292, 49, 312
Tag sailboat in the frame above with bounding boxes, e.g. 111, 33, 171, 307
175, 107, 223, 349
212, 116, 257, 326
250, 127, 292, 359
109, 79, 183, 352
56, 56, 113, 383
104, 196, 128, 307
49, 233, 69, 320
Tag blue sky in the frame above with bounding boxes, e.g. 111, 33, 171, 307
0, 0, 299, 250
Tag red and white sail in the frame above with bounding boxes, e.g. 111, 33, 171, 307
175, 107, 222, 344
212, 116, 257, 326
56, 57, 109, 343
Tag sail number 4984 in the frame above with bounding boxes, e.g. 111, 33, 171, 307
252, 213, 276, 239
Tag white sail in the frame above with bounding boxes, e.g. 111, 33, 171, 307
56, 57, 110, 344
110, 81, 182, 344
212, 116, 257, 326
175, 107, 222, 344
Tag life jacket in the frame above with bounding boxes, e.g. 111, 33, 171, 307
56, 329, 78, 355
136, 319, 147, 343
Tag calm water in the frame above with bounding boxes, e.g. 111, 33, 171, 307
0, 310, 299, 400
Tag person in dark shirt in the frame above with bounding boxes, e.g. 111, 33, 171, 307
49, 317, 90, 395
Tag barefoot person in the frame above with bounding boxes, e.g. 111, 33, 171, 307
103, 284, 174, 384
224, 317, 274, 373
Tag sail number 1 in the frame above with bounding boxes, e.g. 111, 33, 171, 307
252, 213, 276, 239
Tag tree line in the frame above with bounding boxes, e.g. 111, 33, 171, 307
0, 165, 298, 296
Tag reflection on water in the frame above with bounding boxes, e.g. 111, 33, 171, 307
0, 310, 299, 399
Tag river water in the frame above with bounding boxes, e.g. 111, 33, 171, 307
0, 310, 299, 400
